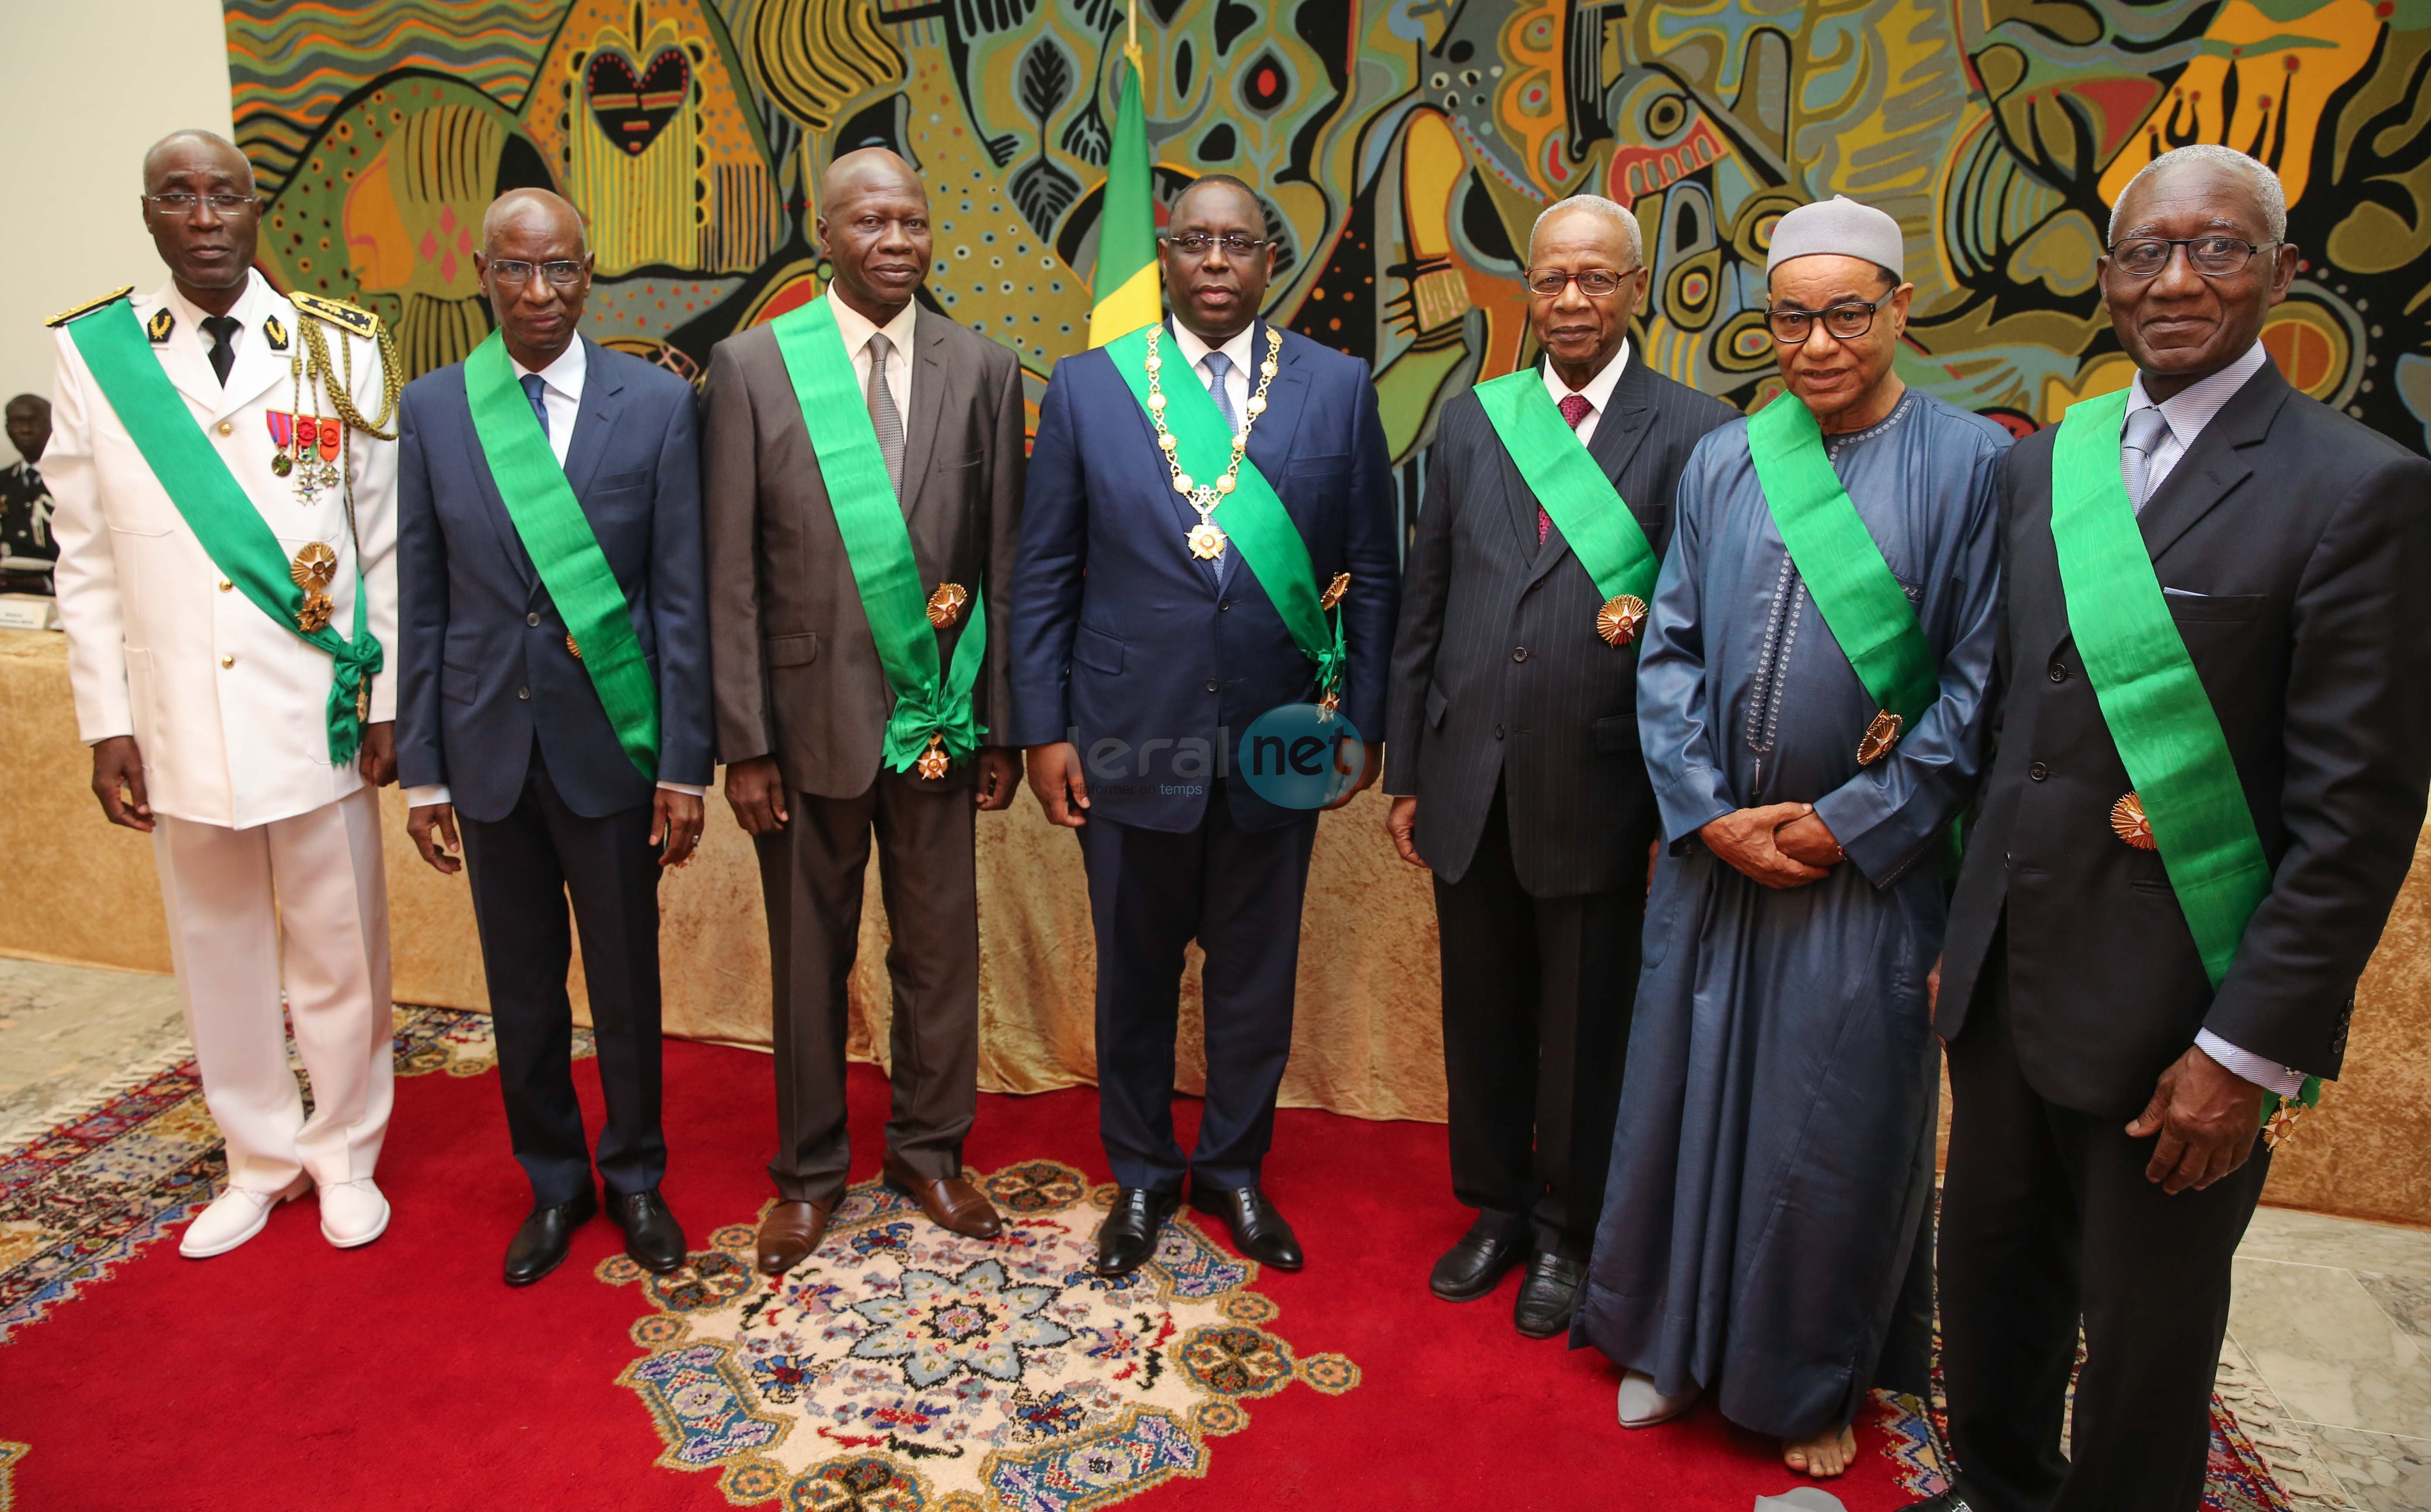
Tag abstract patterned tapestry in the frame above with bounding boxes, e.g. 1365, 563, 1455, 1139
226, 0, 2431, 529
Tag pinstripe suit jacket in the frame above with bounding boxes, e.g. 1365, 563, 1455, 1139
1385, 352, 1736, 896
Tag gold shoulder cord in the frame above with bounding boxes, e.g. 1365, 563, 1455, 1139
296, 300, 402, 718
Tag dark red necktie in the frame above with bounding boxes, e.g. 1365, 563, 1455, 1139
1541, 393, 1595, 544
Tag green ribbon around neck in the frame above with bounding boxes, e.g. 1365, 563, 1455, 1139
771, 298, 985, 773
464, 331, 657, 778
1746, 392, 1938, 734
1473, 367, 1658, 605
65, 298, 380, 764
2051, 388, 2318, 1118
1105, 322, 1346, 703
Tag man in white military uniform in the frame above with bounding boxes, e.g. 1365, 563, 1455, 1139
47, 130, 403, 1257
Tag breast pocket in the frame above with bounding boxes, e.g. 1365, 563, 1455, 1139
2164, 591, 2266, 624
1286, 452, 1350, 504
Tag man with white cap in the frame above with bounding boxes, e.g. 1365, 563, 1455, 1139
1570, 195, 2008, 1478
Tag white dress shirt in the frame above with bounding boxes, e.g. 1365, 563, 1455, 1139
827, 288, 917, 422
2112, 340, 2301, 1096
1167, 317, 1258, 431
405, 334, 701, 810
1541, 338, 1632, 446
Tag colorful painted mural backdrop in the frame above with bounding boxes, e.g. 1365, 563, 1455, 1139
228, 0, 2431, 486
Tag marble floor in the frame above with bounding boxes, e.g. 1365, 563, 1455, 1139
1, 954, 2429, 1506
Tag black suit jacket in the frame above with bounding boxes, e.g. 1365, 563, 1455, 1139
1939, 361, 2431, 1115
1385, 353, 1737, 895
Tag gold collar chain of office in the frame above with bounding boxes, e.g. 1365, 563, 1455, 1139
1142, 324, 1283, 558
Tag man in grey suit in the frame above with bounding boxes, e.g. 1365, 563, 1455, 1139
703, 148, 1025, 1275
1385, 194, 1734, 1337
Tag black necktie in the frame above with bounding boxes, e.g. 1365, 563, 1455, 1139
200, 315, 240, 387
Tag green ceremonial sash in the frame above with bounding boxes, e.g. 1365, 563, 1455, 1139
1746, 393, 1937, 744
2051, 390, 2319, 1118
1104, 323, 1346, 701
65, 299, 380, 763
1473, 368, 1658, 608
464, 332, 657, 778
770, 298, 985, 772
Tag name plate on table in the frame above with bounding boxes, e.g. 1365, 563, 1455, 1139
0, 594, 60, 630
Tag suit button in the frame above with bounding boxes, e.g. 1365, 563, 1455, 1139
1219, 600, 1231, 611
215, 421, 233, 437
219, 653, 235, 668
518, 687, 530, 700
1512, 646, 1528, 663
2048, 661, 2068, 682
1204, 680, 1219, 693
1494, 724, 1505, 740
218, 579, 232, 592
2029, 761, 2049, 781
526, 612, 540, 626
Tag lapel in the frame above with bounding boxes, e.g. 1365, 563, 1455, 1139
1233, 319, 1310, 592
212, 294, 287, 426
897, 307, 953, 524
560, 336, 620, 505
2135, 362, 2288, 567
144, 290, 225, 418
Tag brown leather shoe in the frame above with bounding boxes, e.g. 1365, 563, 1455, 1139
756, 1199, 832, 1274
882, 1153, 1004, 1239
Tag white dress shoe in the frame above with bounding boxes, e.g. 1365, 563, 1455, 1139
181, 1174, 311, 1259
1617, 1368, 1701, 1427
318, 1178, 390, 1249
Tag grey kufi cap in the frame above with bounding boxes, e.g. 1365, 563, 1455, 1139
1765, 194, 1903, 279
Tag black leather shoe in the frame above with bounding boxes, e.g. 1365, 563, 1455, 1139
1430, 1216, 1528, 1302
1512, 1251, 1584, 1338
504, 1187, 598, 1287
609, 1187, 688, 1274
1899, 1495, 1976, 1511
1097, 1187, 1180, 1276
1189, 1183, 1304, 1271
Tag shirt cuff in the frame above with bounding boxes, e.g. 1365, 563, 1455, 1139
2195, 1029, 2306, 1098
404, 784, 451, 809
656, 781, 706, 797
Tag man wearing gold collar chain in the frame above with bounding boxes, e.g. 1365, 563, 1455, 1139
1009, 173, 1398, 1276
47, 130, 403, 1259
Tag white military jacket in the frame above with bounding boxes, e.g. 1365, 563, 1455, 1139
48, 269, 399, 829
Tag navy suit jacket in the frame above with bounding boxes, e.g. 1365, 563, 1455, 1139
395, 336, 713, 824
1008, 319, 1398, 833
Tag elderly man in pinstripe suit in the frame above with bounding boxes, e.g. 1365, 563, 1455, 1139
1384, 194, 1735, 1338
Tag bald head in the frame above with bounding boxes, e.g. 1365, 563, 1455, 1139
817, 149, 932, 323
483, 188, 587, 257
141, 130, 251, 195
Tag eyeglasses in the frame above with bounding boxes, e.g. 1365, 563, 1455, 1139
488, 259, 587, 287
2106, 236, 2276, 279
1161, 232, 1268, 258
1766, 296, 1891, 345
1525, 267, 1641, 298
145, 192, 257, 216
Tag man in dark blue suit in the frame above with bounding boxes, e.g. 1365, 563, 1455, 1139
1009, 174, 1398, 1275
394, 190, 712, 1286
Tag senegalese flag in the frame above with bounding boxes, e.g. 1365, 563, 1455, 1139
1088, 42, 1160, 346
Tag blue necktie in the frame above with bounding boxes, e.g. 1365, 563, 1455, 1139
520, 373, 550, 443
1201, 351, 1239, 433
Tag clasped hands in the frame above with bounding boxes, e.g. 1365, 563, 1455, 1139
1700, 801, 1842, 889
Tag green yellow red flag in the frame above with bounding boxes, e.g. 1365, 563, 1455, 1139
1088, 39, 1159, 346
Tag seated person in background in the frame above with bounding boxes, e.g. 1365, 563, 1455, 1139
2, 395, 58, 594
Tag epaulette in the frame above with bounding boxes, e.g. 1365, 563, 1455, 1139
46, 287, 134, 328
290, 290, 382, 338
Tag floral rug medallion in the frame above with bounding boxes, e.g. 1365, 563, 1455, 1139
601, 1161, 1358, 1510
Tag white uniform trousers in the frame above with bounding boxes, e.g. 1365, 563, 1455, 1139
153, 785, 395, 1192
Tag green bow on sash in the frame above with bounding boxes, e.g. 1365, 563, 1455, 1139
64, 298, 380, 763
2050, 388, 2320, 1127
770, 298, 986, 774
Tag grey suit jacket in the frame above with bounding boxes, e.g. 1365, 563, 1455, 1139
1385, 352, 1737, 896
702, 302, 1025, 799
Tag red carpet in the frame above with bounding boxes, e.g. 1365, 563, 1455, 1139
0, 1029, 1924, 1510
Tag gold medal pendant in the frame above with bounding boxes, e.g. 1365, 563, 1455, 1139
1597, 594, 1648, 647
1188, 521, 1230, 560
289, 542, 338, 631
296, 592, 335, 633
926, 582, 969, 628
2263, 1098, 2315, 1150
1856, 710, 1903, 766
915, 732, 951, 781
1321, 573, 1351, 612
2110, 791, 2157, 850
566, 634, 583, 660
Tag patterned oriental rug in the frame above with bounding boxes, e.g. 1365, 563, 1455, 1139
0, 1007, 2290, 1512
